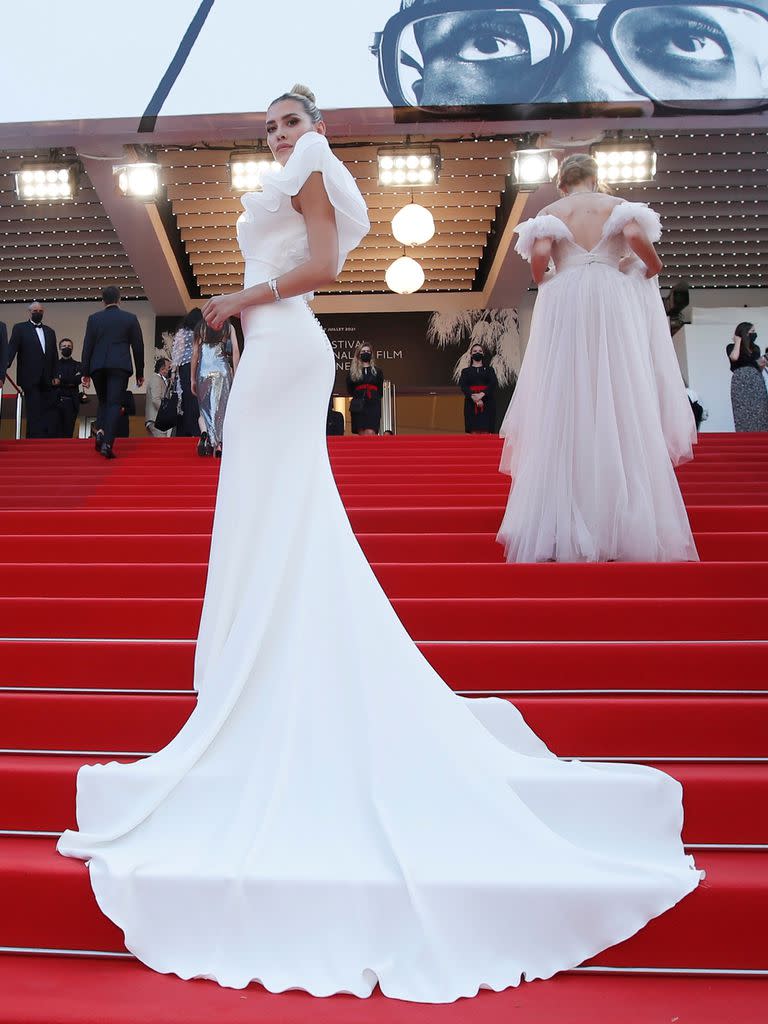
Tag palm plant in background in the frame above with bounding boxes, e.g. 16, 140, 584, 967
426, 308, 521, 387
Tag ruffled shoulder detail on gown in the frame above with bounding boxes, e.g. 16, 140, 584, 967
602, 201, 662, 243
513, 214, 574, 262
241, 133, 369, 272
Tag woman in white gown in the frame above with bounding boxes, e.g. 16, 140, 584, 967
498, 154, 698, 564
58, 93, 702, 1003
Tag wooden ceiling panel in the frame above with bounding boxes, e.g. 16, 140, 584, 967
158, 137, 508, 293
0, 151, 144, 302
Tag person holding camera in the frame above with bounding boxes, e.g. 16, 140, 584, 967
52, 338, 84, 437
145, 358, 174, 437
459, 344, 498, 434
346, 343, 383, 436
727, 321, 768, 432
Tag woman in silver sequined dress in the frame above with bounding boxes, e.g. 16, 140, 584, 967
191, 319, 239, 457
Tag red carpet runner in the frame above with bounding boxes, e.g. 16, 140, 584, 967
0, 433, 765, 1022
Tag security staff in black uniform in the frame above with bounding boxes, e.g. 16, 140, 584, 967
52, 338, 83, 437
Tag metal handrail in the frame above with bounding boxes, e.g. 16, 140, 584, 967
381, 379, 397, 434
1, 373, 23, 440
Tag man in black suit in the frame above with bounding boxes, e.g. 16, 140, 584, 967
1, 301, 57, 438
81, 285, 144, 459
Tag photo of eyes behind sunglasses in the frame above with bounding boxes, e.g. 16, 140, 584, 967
371, 1, 768, 112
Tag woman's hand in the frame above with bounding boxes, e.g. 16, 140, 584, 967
191, 380, 198, 397
202, 292, 245, 330
618, 256, 641, 276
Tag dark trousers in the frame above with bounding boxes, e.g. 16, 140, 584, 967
23, 384, 54, 438
55, 391, 80, 438
176, 362, 200, 437
92, 369, 130, 447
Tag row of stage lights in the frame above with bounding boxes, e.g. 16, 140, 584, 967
13, 140, 656, 295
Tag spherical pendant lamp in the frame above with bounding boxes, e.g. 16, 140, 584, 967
391, 203, 436, 246
385, 256, 425, 295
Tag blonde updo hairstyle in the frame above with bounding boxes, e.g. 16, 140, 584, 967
269, 83, 323, 125
557, 154, 609, 194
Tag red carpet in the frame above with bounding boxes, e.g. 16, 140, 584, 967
0, 433, 766, 1021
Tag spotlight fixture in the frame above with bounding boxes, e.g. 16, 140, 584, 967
391, 203, 435, 247
378, 146, 441, 188
15, 163, 79, 202
229, 151, 280, 193
114, 162, 162, 200
512, 149, 559, 191
590, 141, 656, 184
385, 255, 425, 294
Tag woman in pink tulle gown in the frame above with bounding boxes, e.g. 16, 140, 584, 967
498, 154, 698, 564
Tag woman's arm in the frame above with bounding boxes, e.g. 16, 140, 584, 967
531, 238, 553, 286
202, 172, 339, 329
229, 324, 240, 372
728, 336, 743, 362
190, 337, 200, 396
622, 222, 663, 279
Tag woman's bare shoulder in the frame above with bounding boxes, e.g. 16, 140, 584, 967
547, 193, 624, 211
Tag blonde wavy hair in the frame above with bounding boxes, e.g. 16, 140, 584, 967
349, 342, 377, 383
557, 154, 611, 194
269, 83, 323, 124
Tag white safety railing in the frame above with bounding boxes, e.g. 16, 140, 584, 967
2, 374, 23, 440
381, 379, 397, 434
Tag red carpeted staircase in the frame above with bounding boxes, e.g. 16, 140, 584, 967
0, 433, 766, 1023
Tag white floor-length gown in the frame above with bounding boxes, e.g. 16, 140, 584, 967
498, 205, 699, 564
58, 136, 702, 1003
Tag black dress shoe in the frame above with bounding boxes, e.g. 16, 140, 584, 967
94, 432, 104, 452
197, 432, 212, 457
100, 443, 116, 460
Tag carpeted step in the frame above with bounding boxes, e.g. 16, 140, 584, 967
0, 839, 763, 971
0, 506, 763, 535
2, 530, 766, 564
0, 953, 765, 1024
4, 561, 767, 600
1, 753, 764, 844
1, 639, 763, 694
0, 692, 765, 758
3, 595, 767, 642
0, 491, 758, 511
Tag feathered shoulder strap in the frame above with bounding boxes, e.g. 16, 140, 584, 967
601, 201, 662, 243
241, 133, 369, 273
513, 214, 574, 262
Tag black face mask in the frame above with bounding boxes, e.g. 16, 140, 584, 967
748, 331, 758, 343
360, 352, 372, 363
471, 353, 483, 362
60, 349, 73, 359
30, 312, 43, 324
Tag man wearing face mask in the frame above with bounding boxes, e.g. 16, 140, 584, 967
459, 345, 498, 433
2, 301, 57, 438
726, 321, 768, 431
346, 344, 384, 435
52, 338, 84, 438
